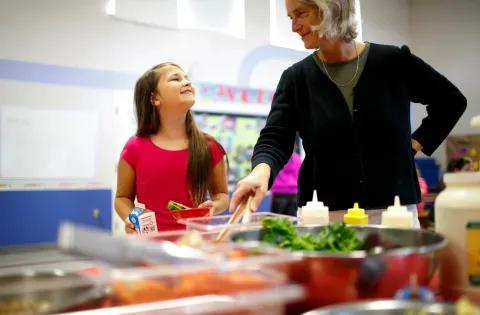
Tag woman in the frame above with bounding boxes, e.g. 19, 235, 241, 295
230, 0, 466, 228
270, 144, 302, 216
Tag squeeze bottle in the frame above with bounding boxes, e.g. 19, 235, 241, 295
381, 196, 414, 228
343, 203, 368, 225
299, 190, 329, 225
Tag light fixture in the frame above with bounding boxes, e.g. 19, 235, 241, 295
106, 0, 116, 15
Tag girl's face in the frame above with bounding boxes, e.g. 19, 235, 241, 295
285, 0, 320, 49
151, 66, 195, 113
460, 162, 475, 172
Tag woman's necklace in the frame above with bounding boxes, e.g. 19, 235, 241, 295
317, 42, 359, 87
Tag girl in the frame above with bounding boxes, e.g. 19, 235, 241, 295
415, 164, 428, 213
115, 63, 229, 233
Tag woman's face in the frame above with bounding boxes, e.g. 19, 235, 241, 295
285, 0, 320, 49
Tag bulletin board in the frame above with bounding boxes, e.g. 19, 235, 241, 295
194, 111, 267, 185
446, 134, 480, 171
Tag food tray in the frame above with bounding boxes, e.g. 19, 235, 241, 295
59, 285, 304, 315
178, 213, 298, 233
140, 229, 302, 268
72, 262, 303, 315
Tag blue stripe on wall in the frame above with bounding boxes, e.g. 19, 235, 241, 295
0, 59, 139, 90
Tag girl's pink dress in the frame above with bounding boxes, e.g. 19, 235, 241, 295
417, 177, 428, 212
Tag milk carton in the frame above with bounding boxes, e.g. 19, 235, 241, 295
128, 206, 158, 235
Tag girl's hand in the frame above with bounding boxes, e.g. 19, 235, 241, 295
198, 200, 216, 216
124, 217, 136, 234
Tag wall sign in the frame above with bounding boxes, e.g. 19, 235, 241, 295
198, 83, 275, 105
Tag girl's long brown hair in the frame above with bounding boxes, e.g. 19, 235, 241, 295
133, 63, 227, 207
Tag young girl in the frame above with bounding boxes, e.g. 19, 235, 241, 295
115, 63, 229, 233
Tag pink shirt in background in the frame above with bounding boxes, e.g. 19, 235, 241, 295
120, 135, 225, 231
416, 177, 428, 212
271, 152, 302, 195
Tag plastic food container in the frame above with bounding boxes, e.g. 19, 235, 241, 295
178, 213, 298, 234
59, 285, 304, 315
143, 229, 303, 268
67, 262, 305, 315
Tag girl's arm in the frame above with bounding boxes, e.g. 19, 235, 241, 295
114, 158, 136, 220
205, 158, 229, 215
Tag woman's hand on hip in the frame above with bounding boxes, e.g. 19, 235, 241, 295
229, 163, 270, 213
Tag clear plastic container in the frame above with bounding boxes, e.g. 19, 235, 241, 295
69, 262, 303, 315
178, 213, 298, 234
59, 285, 304, 315
0, 262, 304, 315
142, 229, 302, 268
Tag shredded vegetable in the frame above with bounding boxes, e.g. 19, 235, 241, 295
260, 217, 363, 252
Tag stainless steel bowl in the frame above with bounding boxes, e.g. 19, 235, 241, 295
229, 225, 447, 310
0, 270, 109, 315
303, 300, 463, 315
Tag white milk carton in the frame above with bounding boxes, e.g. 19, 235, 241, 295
128, 204, 158, 235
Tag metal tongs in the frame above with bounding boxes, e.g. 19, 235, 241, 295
57, 222, 223, 267
216, 194, 254, 241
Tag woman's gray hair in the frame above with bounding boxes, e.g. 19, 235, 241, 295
298, 0, 358, 42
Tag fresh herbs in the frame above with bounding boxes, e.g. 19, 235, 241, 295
260, 217, 363, 252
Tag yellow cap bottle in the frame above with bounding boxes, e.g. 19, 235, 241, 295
344, 203, 369, 225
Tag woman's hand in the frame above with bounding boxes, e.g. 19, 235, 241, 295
124, 217, 136, 234
229, 163, 271, 213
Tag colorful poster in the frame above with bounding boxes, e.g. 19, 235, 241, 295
446, 135, 480, 171
198, 83, 275, 105
194, 112, 267, 185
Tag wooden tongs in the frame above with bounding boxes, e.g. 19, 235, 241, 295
216, 194, 254, 241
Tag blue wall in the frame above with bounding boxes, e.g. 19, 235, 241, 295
0, 190, 112, 246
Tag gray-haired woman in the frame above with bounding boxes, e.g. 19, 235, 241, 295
229, 0, 466, 228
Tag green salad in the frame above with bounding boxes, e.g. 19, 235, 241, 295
260, 217, 364, 252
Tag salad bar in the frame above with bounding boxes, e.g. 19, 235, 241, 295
0, 208, 478, 314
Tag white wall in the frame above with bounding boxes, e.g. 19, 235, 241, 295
360, 0, 410, 46
409, 0, 480, 168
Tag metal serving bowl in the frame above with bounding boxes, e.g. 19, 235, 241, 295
229, 225, 447, 311
303, 299, 466, 315
0, 270, 110, 315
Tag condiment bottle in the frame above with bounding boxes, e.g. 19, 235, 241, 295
435, 115, 480, 306
381, 196, 414, 228
436, 172, 480, 305
299, 190, 329, 225
343, 203, 368, 225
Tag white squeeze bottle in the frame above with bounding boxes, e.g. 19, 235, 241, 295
381, 196, 413, 228
299, 190, 329, 225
